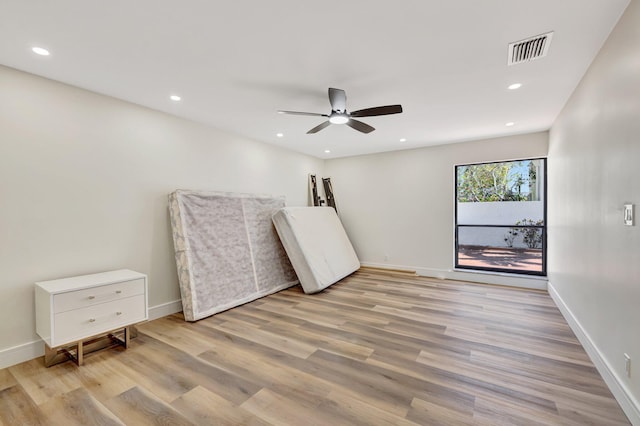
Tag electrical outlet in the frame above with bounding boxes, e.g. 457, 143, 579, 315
384, 254, 389, 261
624, 353, 631, 377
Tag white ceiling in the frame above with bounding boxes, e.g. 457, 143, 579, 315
0, 1, 630, 159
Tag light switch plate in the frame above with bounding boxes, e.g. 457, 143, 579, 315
624, 204, 634, 226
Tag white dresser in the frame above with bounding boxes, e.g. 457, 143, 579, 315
35, 269, 148, 366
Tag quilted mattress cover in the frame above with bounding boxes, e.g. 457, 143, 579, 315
272, 207, 360, 294
169, 190, 298, 321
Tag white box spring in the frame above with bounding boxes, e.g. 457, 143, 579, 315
272, 207, 360, 294
169, 190, 298, 321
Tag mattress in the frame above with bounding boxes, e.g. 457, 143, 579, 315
272, 207, 360, 294
169, 190, 298, 321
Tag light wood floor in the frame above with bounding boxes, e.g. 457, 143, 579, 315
0, 269, 630, 425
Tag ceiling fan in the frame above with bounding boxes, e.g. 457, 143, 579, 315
278, 88, 403, 134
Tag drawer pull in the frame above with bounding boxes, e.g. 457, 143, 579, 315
116, 311, 122, 316
89, 318, 96, 323
88, 296, 96, 300
116, 290, 122, 294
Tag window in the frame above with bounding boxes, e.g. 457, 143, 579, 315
455, 158, 546, 276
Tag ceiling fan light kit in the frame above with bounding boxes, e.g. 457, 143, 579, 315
278, 88, 403, 134
329, 114, 349, 125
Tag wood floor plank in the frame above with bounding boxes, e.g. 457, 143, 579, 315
8, 359, 84, 406
0, 269, 630, 425
171, 385, 269, 426
105, 386, 194, 426
114, 333, 262, 405
555, 401, 633, 426
317, 388, 421, 426
468, 349, 613, 397
473, 395, 559, 426
407, 396, 475, 426
0, 368, 18, 392
444, 325, 594, 366
137, 318, 218, 356
252, 300, 347, 327
195, 327, 411, 418
257, 320, 374, 361
0, 384, 46, 425
38, 387, 124, 426
302, 349, 417, 416
268, 296, 392, 327
239, 303, 308, 327
372, 304, 488, 331
212, 317, 318, 359
240, 388, 329, 426
375, 345, 561, 415
195, 335, 337, 407
71, 352, 138, 402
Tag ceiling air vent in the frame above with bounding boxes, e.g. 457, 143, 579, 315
508, 31, 554, 66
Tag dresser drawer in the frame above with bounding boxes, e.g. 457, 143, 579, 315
53, 278, 145, 313
52, 294, 146, 347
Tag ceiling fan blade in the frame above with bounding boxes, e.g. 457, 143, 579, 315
278, 110, 328, 117
307, 121, 332, 134
346, 119, 375, 134
328, 88, 347, 112
350, 104, 403, 117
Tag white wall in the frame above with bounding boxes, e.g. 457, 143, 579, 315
324, 132, 548, 285
0, 65, 323, 365
548, 0, 639, 421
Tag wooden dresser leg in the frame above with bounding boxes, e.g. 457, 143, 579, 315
124, 326, 130, 348
77, 340, 84, 366
44, 344, 56, 367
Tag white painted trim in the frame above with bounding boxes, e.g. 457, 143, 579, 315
359, 261, 419, 273
148, 299, 183, 321
0, 340, 44, 369
360, 261, 547, 290
0, 299, 183, 369
548, 281, 640, 425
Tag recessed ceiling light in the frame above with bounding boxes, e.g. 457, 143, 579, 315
399, 138, 407, 142
170, 95, 181, 101
324, 150, 331, 153
505, 122, 515, 127
32, 47, 50, 56
508, 83, 522, 90
276, 133, 284, 138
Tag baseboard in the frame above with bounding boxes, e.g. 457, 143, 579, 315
360, 262, 547, 290
548, 281, 640, 425
360, 261, 412, 270
0, 340, 44, 370
359, 262, 417, 274
148, 299, 183, 321
0, 299, 184, 370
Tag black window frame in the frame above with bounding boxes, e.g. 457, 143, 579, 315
454, 157, 547, 276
